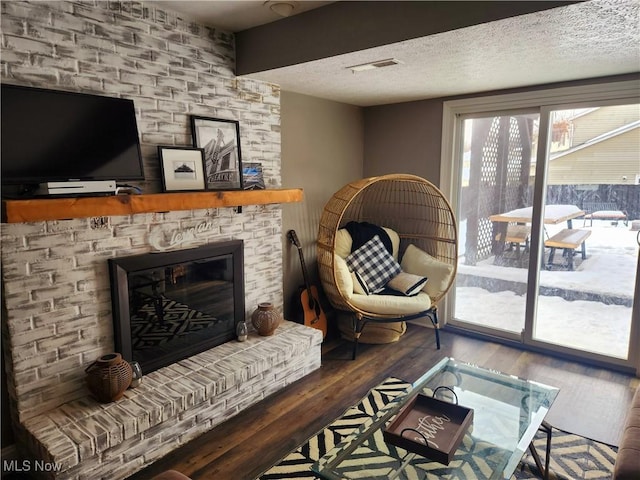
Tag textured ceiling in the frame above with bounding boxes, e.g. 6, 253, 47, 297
151, 0, 640, 107
246, 0, 640, 106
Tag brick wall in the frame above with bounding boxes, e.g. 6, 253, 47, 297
1, 0, 285, 429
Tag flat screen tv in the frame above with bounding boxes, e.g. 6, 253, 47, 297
1, 84, 144, 190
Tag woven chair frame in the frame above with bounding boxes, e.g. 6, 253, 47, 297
317, 174, 458, 321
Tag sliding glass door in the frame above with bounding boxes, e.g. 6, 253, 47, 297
443, 88, 639, 370
454, 111, 539, 340
531, 104, 638, 359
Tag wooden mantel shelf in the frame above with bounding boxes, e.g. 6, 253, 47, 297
2, 188, 304, 223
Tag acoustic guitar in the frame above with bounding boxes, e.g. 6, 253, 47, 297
287, 229, 328, 338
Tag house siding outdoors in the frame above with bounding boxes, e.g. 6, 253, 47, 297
571, 103, 640, 146
547, 127, 640, 185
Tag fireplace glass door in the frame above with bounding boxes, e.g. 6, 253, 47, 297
109, 241, 245, 374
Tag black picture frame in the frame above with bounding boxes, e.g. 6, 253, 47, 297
190, 115, 243, 190
158, 146, 206, 192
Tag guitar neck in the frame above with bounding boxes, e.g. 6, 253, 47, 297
296, 246, 313, 293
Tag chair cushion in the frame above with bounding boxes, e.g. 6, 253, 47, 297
333, 255, 354, 298
345, 235, 401, 294
349, 291, 432, 315
334, 227, 432, 315
335, 228, 353, 259
334, 254, 375, 297
401, 244, 454, 300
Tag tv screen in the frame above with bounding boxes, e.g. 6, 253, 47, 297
1, 84, 144, 187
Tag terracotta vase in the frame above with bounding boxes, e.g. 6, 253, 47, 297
85, 353, 133, 403
251, 302, 282, 336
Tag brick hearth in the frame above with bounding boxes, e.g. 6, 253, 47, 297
21, 321, 321, 480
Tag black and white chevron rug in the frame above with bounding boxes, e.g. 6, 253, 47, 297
259, 378, 617, 480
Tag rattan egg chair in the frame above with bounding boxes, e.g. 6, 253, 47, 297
317, 174, 458, 359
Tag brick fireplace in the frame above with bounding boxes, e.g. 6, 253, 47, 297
0, 2, 321, 478
1, 207, 322, 480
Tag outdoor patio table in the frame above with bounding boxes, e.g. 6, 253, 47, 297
489, 204, 585, 227
489, 205, 585, 265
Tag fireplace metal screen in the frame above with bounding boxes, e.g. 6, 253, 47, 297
108, 241, 244, 374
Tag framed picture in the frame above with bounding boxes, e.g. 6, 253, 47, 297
190, 115, 243, 190
158, 146, 206, 192
242, 162, 265, 190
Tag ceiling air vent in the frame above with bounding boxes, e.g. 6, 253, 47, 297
347, 58, 403, 73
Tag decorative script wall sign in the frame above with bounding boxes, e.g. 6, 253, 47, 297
149, 220, 216, 251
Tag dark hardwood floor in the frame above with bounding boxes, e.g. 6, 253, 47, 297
128, 323, 638, 480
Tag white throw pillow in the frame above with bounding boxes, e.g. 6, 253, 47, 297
401, 244, 454, 299
386, 272, 429, 296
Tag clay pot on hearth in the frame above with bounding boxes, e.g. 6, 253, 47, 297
85, 353, 133, 403
251, 302, 282, 336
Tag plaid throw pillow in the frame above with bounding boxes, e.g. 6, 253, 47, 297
346, 235, 401, 294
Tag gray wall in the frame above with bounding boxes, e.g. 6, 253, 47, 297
279, 74, 640, 330
364, 99, 444, 183
362, 73, 640, 185
281, 91, 363, 322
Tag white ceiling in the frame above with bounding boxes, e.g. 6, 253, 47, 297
149, 1, 334, 31
149, 0, 640, 107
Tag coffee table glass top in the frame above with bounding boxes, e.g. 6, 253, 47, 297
311, 357, 559, 480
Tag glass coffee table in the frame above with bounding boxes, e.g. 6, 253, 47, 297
312, 357, 559, 479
